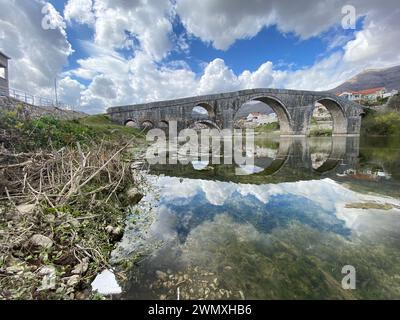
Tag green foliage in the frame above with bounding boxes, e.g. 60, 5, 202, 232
310, 117, 318, 126
255, 122, 280, 133
361, 107, 377, 118
78, 114, 143, 140
362, 112, 400, 136
1, 110, 25, 129
0, 112, 143, 151
26, 116, 96, 149
308, 128, 332, 137
387, 93, 400, 112
361, 96, 389, 107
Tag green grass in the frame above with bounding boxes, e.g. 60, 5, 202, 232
78, 114, 143, 139
255, 122, 280, 133
0, 112, 143, 150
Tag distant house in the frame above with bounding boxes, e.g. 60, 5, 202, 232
383, 89, 398, 99
0, 51, 10, 96
338, 91, 362, 101
356, 87, 386, 100
338, 87, 387, 102
257, 113, 277, 124
246, 112, 262, 122
246, 112, 277, 124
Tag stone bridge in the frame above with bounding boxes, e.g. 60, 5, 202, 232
107, 88, 364, 136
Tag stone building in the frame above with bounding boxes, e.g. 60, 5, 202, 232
0, 51, 10, 96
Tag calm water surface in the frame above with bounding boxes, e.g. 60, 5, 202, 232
114, 135, 400, 299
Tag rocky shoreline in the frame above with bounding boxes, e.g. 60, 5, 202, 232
0, 112, 148, 299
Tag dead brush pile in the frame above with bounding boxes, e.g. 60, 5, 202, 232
0, 116, 145, 299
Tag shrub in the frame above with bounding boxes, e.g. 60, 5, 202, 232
308, 128, 332, 137
311, 117, 318, 126
26, 116, 96, 149
387, 93, 400, 112
362, 112, 400, 136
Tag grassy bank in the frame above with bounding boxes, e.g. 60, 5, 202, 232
0, 111, 146, 299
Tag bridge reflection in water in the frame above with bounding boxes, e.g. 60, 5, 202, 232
118, 135, 400, 300
145, 136, 360, 184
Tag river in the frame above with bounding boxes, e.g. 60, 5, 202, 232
113, 135, 400, 299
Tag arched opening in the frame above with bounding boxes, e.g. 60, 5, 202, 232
309, 98, 347, 136
309, 138, 333, 170
310, 136, 347, 173
191, 103, 215, 119
189, 120, 221, 131
234, 97, 291, 135
158, 120, 169, 129
125, 119, 139, 128
141, 120, 154, 130
236, 137, 290, 176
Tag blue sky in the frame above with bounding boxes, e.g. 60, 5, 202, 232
59, 2, 362, 77
0, 0, 398, 113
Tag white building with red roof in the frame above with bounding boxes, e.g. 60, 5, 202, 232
338, 87, 392, 102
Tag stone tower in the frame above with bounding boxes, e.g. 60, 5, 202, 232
0, 51, 10, 96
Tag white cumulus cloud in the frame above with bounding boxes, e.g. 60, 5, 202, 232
0, 0, 72, 97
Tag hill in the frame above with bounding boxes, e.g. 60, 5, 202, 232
331, 65, 400, 93
234, 101, 274, 119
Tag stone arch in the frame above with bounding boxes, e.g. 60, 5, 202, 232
141, 120, 154, 129
191, 120, 221, 131
313, 98, 347, 135
237, 95, 292, 135
124, 119, 138, 128
158, 120, 169, 129
252, 137, 292, 176
311, 136, 347, 174
191, 102, 215, 118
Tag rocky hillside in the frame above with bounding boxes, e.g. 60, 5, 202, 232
331, 65, 400, 93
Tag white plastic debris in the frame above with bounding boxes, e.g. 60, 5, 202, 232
91, 269, 122, 295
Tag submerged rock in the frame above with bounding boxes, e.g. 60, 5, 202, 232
156, 270, 167, 280
345, 201, 398, 210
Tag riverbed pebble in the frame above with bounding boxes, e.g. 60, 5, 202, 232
156, 270, 167, 280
